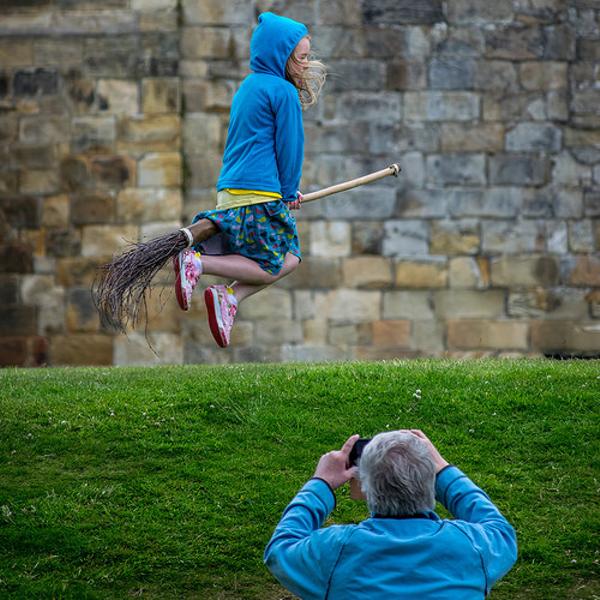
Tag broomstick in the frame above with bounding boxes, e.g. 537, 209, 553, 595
92, 163, 401, 333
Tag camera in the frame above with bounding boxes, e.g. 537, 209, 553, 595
349, 438, 371, 466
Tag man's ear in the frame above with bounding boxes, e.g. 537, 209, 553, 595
349, 477, 366, 501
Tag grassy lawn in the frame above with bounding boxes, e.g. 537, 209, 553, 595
0, 360, 599, 599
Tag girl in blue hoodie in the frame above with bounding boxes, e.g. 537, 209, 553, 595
173, 12, 325, 348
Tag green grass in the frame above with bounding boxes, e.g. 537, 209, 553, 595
0, 360, 599, 599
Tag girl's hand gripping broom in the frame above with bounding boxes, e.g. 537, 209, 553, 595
92, 163, 401, 333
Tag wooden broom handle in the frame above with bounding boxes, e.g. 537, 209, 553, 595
300, 163, 401, 204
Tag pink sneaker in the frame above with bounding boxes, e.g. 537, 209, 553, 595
173, 249, 202, 311
204, 285, 238, 348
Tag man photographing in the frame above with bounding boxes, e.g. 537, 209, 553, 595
264, 430, 517, 599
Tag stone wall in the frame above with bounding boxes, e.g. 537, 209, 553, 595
1, 0, 599, 366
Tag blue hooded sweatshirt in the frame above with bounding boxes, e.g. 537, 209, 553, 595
216, 12, 308, 201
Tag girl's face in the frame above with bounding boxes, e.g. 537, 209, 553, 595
288, 36, 311, 79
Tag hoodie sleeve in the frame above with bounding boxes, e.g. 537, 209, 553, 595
436, 466, 518, 594
272, 83, 304, 200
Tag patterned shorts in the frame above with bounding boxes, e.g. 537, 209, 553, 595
192, 200, 301, 275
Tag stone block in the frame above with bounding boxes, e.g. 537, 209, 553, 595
57, 257, 107, 286
546, 221, 568, 254
542, 24, 576, 60
293, 290, 315, 321
278, 257, 342, 290
13, 68, 58, 97
404, 91, 479, 121
584, 191, 600, 217
19, 170, 60, 195
46, 229, 81, 259
0, 197, 41, 229
569, 220, 595, 253
182, 26, 233, 60
562, 255, 600, 286
552, 152, 592, 187
396, 189, 447, 219
447, 0, 513, 22
448, 320, 528, 350
429, 55, 475, 89
113, 332, 182, 365
117, 188, 182, 223
371, 320, 411, 348
489, 153, 549, 186
183, 114, 221, 153
0, 337, 29, 367
449, 188, 520, 218
20, 116, 69, 144
137, 33, 179, 77
314, 289, 381, 323
132, 0, 177, 10
0, 114, 19, 143
491, 255, 559, 286
329, 322, 371, 346
484, 25, 544, 60
506, 122, 562, 153
434, 289, 505, 318
483, 91, 547, 122
320, 0, 363, 25
368, 122, 440, 154
440, 123, 504, 152
508, 288, 589, 320
33, 38, 82, 67
314, 26, 367, 59
383, 220, 429, 257
321, 187, 396, 221
142, 78, 180, 114
342, 256, 393, 288
71, 192, 116, 225
547, 90, 569, 122
305, 121, 370, 154
325, 59, 387, 91
531, 320, 600, 353
138, 152, 181, 187
81, 225, 138, 257
71, 117, 116, 153
182, 79, 236, 112
386, 59, 427, 90
519, 61, 567, 90
303, 319, 328, 345
254, 319, 303, 345
352, 222, 384, 255
20, 274, 55, 305
185, 152, 221, 189
413, 320, 445, 354
96, 80, 139, 115
474, 60, 518, 93
361, 0, 444, 24
118, 114, 181, 154
0, 40, 33, 68
427, 153, 486, 186
550, 187, 583, 219
395, 258, 447, 288
182, 0, 251, 24
0, 306, 37, 336
310, 221, 351, 257
66, 287, 99, 333
0, 275, 19, 305
88, 155, 135, 190
139, 220, 180, 241
430, 219, 479, 255
239, 287, 292, 320
0, 243, 34, 274
383, 290, 433, 319
448, 257, 490, 288
281, 344, 348, 362
482, 220, 545, 253
326, 91, 402, 122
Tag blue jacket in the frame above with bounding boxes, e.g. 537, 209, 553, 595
264, 466, 517, 599
216, 12, 307, 201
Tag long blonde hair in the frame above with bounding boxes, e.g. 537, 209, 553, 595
286, 37, 327, 109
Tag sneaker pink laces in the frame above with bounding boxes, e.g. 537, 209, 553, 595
204, 285, 238, 348
173, 249, 202, 311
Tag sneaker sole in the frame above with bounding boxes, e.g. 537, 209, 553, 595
204, 287, 227, 348
172, 254, 189, 311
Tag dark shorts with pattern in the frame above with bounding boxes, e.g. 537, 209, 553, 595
192, 200, 301, 275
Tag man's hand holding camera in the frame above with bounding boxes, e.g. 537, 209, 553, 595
313, 434, 360, 489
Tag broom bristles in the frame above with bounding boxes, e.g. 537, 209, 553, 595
92, 230, 189, 333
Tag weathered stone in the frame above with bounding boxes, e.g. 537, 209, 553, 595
440, 123, 504, 152
320, 187, 396, 221
81, 225, 138, 257
141, 78, 180, 114
302, 318, 328, 345
584, 191, 600, 217
482, 220, 546, 253
370, 320, 411, 348
20, 116, 69, 144
449, 188, 520, 218
569, 220, 595, 253
326, 59, 387, 91
97, 80, 139, 115
13, 68, 58, 96
563, 255, 600, 286
132, 0, 177, 11
383, 290, 433, 319
182, 0, 250, 24
239, 287, 291, 320
396, 189, 447, 219
182, 79, 236, 112
489, 153, 549, 185
352, 222, 384, 255
547, 90, 569, 122
328, 322, 371, 346
185, 152, 222, 189
46, 228, 81, 258
448, 256, 490, 288
89, 155, 135, 189
71, 116, 116, 153
183, 114, 221, 153
310, 221, 351, 257
66, 287, 99, 333
0, 306, 37, 336
138, 152, 181, 187
508, 288, 590, 320
0, 337, 29, 367
552, 152, 592, 187
413, 320, 445, 354
0, 197, 41, 229
543, 24, 576, 60
430, 219, 479, 254
0, 39, 33, 68
395, 258, 447, 288
49, 333, 112, 366
386, 59, 427, 90
278, 257, 342, 290
368, 122, 440, 154
0, 274, 20, 305
118, 114, 181, 153
137, 33, 179, 77
117, 188, 182, 223
427, 153, 486, 186
113, 333, 182, 366
254, 319, 303, 345
361, 0, 444, 24
447, 0, 513, 22
139, 220, 180, 241
434, 289, 505, 318
551, 188, 584, 219
519, 61, 567, 90
506, 122, 562, 153
181, 26, 233, 59
56, 257, 106, 287
383, 220, 429, 257
404, 91, 479, 121
448, 320, 528, 349
484, 24, 544, 60
429, 55, 475, 89
20, 169, 60, 195
71, 192, 115, 225
342, 256, 393, 288
547, 220, 568, 254
491, 254, 560, 286
315, 289, 381, 323
474, 60, 518, 93
531, 320, 600, 353
483, 90, 548, 121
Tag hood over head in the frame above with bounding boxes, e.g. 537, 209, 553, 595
250, 12, 309, 79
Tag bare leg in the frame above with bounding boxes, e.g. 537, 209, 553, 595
232, 253, 300, 302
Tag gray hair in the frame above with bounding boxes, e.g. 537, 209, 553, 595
358, 431, 436, 516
